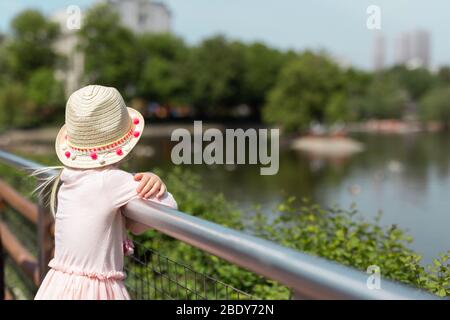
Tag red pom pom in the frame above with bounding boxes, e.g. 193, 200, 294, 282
133, 117, 140, 125
90, 152, 97, 160
116, 148, 123, 156
133, 131, 140, 138
64, 151, 71, 159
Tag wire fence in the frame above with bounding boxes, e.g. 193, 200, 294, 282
124, 240, 254, 300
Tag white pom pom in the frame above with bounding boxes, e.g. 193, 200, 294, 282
98, 154, 106, 165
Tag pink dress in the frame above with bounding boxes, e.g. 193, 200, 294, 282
34, 167, 177, 300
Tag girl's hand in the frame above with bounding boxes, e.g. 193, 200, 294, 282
134, 172, 167, 199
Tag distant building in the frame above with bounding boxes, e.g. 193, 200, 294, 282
410, 30, 431, 69
106, 0, 171, 33
394, 30, 431, 69
372, 32, 385, 71
51, 9, 85, 97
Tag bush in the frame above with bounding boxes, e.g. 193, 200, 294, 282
419, 86, 450, 124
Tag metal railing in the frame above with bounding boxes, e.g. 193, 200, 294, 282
0, 149, 441, 300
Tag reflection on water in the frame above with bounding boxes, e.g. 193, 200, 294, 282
131, 132, 450, 263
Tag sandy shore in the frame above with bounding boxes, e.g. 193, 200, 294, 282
291, 136, 364, 156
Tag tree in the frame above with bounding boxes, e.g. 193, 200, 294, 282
26, 68, 65, 117
6, 10, 60, 81
262, 51, 346, 132
419, 86, 450, 124
386, 66, 437, 101
0, 69, 64, 129
356, 74, 407, 119
239, 42, 290, 117
136, 33, 189, 104
0, 83, 28, 128
79, 4, 139, 96
437, 66, 450, 85
187, 35, 245, 116
0, 10, 64, 129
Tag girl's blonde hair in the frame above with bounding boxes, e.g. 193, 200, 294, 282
30, 166, 63, 219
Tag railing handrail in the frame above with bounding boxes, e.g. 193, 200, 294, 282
0, 149, 440, 300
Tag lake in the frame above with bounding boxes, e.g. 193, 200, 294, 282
130, 131, 450, 264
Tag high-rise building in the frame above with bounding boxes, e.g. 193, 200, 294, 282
394, 30, 431, 69
373, 32, 385, 71
106, 0, 171, 33
410, 30, 431, 69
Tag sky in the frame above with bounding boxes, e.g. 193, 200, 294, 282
1, 0, 450, 70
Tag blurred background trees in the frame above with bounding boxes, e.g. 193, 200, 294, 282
1, 5, 450, 132
0, 10, 64, 129
79, 4, 139, 95
262, 52, 347, 131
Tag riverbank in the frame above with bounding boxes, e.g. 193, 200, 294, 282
347, 119, 444, 134
291, 136, 364, 156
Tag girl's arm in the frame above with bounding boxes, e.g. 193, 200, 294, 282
134, 172, 166, 199
104, 169, 178, 235
127, 172, 177, 235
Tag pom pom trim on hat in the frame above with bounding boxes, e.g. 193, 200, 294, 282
55, 106, 145, 168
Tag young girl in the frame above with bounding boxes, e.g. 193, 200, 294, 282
34, 85, 177, 300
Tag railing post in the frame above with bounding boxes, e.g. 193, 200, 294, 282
0, 200, 5, 300
0, 225, 4, 301
37, 196, 53, 284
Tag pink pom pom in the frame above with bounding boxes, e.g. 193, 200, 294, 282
116, 148, 123, 156
64, 151, 71, 159
133, 117, 140, 125
90, 152, 97, 160
133, 131, 140, 138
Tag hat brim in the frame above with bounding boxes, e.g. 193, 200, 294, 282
55, 107, 145, 169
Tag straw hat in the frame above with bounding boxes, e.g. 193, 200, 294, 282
55, 85, 144, 169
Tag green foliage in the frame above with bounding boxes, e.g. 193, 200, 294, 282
136, 33, 189, 104
239, 43, 292, 111
437, 66, 450, 85
0, 10, 64, 129
0, 83, 28, 129
6, 10, 59, 81
262, 52, 346, 131
187, 36, 246, 115
355, 74, 407, 119
0, 69, 64, 129
419, 86, 450, 123
0, 159, 448, 299
386, 66, 437, 101
4, 7, 450, 128
79, 4, 139, 94
26, 68, 64, 112
133, 168, 449, 298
